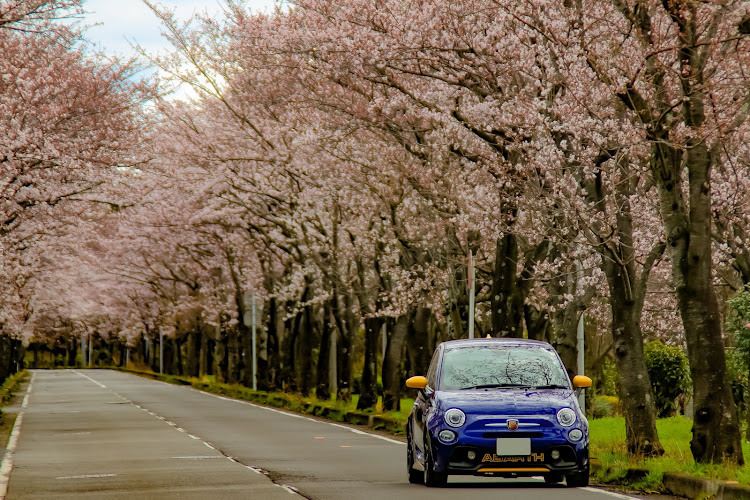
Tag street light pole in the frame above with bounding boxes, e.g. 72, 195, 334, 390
468, 250, 476, 339
159, 328, 163, 374
252, 295, 257, 391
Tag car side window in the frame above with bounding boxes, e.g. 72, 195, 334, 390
426, 349, 440, 388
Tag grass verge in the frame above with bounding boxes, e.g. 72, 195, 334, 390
591, 416, 750, 490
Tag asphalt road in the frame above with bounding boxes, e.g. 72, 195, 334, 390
2, 370, 640, 499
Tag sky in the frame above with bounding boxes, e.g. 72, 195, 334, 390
82, 0, 277, 58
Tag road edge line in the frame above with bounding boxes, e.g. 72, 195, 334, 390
0, 372, 34, 500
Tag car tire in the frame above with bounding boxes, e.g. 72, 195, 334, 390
406, 428, 424, 484
543, 473, 564, 484
565, 464, 589, 487
423, 435, 447, 487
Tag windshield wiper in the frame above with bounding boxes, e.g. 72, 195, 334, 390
529, 384, 569, 390
460, 383, 532, 390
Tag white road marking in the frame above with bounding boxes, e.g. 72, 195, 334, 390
56, 474, 117, 480
195, 388, 405, 445
171, 456, 224, 460
582, 487, 638, 499
0, 372, 34, 499
278, 484, 300, 495
203, 442, 216, 450
72, 371, 106, 389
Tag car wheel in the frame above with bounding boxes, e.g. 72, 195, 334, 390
423, 434, 447, 487
406, 427, 424, 484
565, 464, 589, 487
543, 473, 564, 484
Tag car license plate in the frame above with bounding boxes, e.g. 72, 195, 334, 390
496, 438, 530, 456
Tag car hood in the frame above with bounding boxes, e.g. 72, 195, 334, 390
434, 388, 577, 415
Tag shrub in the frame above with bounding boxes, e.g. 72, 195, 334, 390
592, 395, 623, 418
644, 340, 691, 418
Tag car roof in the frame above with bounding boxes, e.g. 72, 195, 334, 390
440, 338, 554, 350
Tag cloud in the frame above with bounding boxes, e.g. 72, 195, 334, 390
83, 0, 275, 56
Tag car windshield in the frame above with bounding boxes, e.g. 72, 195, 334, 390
439, 344, 569, 390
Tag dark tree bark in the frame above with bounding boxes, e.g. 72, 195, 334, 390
227, 328, 239, 384
297, 296, 314, 396
334, 291, 355, 402
382, 313, 410, 412
357, 316, 382, 410
491, 234, 524, 337
406, 307, 433, 376
173, 336, 183, 376
316, 299, 333, 400
280, 305, 298, 392
524, 305, 549, 342
186, 330, 200, 377
263, 296, 280, 391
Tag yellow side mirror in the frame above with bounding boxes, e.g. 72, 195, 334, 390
406, 376, 428, 389
573, 375, 592, 389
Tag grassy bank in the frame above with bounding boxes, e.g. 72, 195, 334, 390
590, 416, 750, 489
0, 370, 27, 409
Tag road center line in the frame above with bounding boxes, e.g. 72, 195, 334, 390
68, 370, 301, 495
57, 473, 116, 480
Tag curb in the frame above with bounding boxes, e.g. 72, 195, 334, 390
591, 459, 750, 499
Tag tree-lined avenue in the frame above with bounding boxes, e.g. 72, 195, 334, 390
3, 370, 637, 499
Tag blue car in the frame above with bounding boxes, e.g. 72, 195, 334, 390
405, 337, 592, 487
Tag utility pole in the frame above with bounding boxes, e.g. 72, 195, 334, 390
577, 312, 585, 412
82, 333, 87, 367
159, 328, 163, 374
468, 250, 476, 339
244, 292, 258, 391
576, 260, 585, 412
252, 294, 257, 391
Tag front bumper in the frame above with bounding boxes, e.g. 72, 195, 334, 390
427, 422, 588, 477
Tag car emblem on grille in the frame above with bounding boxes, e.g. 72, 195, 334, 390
507, 419, 519, 431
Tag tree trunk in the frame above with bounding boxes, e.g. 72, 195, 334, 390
186, 330, 200, 377
280, 306, 298, 392
297, 297, 314, 396
651, 138, 743, 463
173, 337, 183, 376
334, 292, 355, 402
316, 300, 333, 400
608, 273, 664, 456
406, 307, 433, 376
263, 296, 280, 391
357, 316, 381, 410
382, 313, 409, 412
524, 305, 549, 342
227, 329, 239, 384
491, 234, 524, 337
582, 152, 664, 457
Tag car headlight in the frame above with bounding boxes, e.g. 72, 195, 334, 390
438, 429, 457, 444
568, 429, 583, 442
444, 408, 466, 428
557, 408, 576, 427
